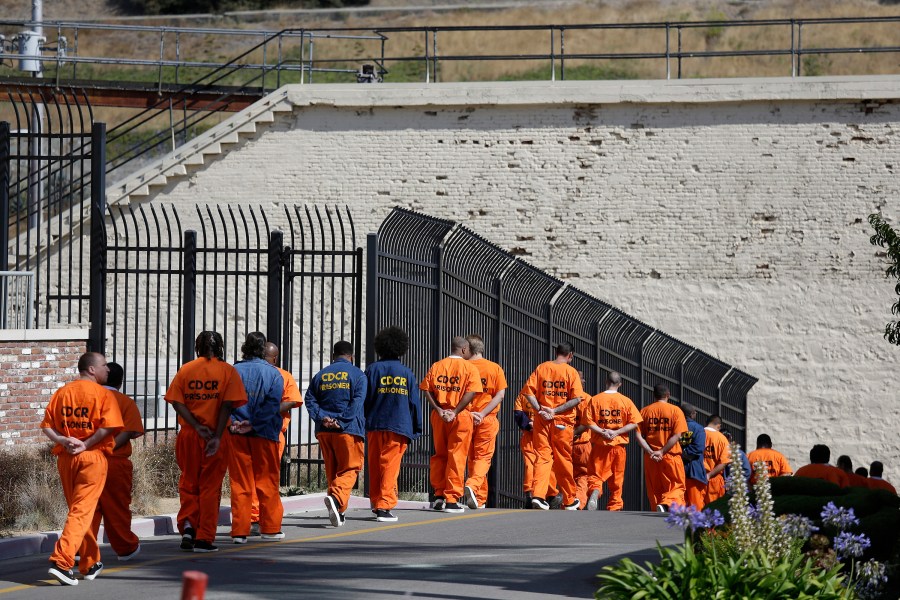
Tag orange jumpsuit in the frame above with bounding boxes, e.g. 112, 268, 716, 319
420, 356, 482, 504
165, 357, 248, 544
522, 361, 585, 505
41, 380, 124, 575
584, 390, 642, 511
464, 358, 507, 507
251, 367, 301, 524
703, 428, 731, 505
516, 395, 558, 498
638, 401, 688, 509
794, 463, 850, 488
91, 388, 145, 557
868, 478, 897, 494
747, 448, 793, 485
572, 405, 592, 509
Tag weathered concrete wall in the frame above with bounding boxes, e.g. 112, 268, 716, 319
126, 77, 899, 482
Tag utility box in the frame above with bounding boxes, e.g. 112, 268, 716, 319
17, 30, 45, 73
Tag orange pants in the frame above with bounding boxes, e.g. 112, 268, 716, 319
251, 416, 289, 523
430, 410, 473, 504
318, 432, 364, 513
643, 452, 686, 509
705, 474, 726, 505
532, 417, 575, 504
573, 441, 591, 509
230, 435, 283, 537
91, 455, 139, 557
176, 427, 230, 543
520, 430, 558, 496
685, 478, 707, 510
589, 443, 627, 511
50, 451, 108, 574
367, 430, 408, 510
465, 413, 500, 506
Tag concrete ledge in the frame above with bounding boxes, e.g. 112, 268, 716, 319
0, 492, 429, 561
285, 75, 900, 108
0, 328, 90, 343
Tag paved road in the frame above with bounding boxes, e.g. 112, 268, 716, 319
0, 506, 681, 599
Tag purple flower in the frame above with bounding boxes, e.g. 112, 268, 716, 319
833, 531, 871, 559
820, 502, 859, 531
664, 503, 697, 530
698, 509, 725, 528
781, 514, 819, 540
855, 559, 888, 599
746, 504, 761, 521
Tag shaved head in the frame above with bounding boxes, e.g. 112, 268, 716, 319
606, 371, 622, 388
450, 336, 469, 354
264, 342, 279, 365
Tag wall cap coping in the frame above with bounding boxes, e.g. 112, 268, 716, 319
0, 328, 91, 343
285, 75, 900, 108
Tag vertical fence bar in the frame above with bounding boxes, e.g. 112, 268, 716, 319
550, 28, 556, 82
88, 123, 107, 353
0, 122, 8, 330
790, 20, 796, 77
354, 246, 364, 366
559, 28, 565, 81
665, 24, 671, 79
365, 234, 379, 366
432, 245, 443, 362
267, 230, 284, 348
797, 21, 803, 76
181, 230, 197, 365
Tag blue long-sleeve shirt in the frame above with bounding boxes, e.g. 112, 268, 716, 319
304, 357, 367, 439
681, 418, 708, 484
232, 357, 284, 443
725, 448, 753, 486
364, 359, 421, 442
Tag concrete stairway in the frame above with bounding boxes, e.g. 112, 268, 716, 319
106, 87, 293, 206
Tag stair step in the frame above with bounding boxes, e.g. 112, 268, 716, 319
235, 121, 258, 134
129, 185, 150, 197
219, 132, 240, 145
163, 164, 187, 177
255, 111, 276, 124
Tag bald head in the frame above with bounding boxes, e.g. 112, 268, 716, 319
77, 352, 109, 385
450, 336, 469, 355
606, 371, 622, 390
264, 342, 279, 366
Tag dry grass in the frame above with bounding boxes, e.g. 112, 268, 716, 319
0, 445, 68, 536
131, 438, 180, 515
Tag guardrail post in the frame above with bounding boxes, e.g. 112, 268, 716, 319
88, 123, 107, 353
181, 230, 197, 365
267, 230, 283, 349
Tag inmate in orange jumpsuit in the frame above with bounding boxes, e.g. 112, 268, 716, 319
703, 427, 731, 505
91, 388, 145, 557
638, 401, 688, 509
572, 401, 592, 509
420, 356, 482, 504
584, 390, 642, 511
464, 358, 507, 508
251, 366, 301, 525
515, 395, 558, 499
165, 357, 248, 544
868, 478, 897, 494
794, 463, 850, 488
41, 379, 123, 575
522, 361, 585, 505
747, 447, 793, 485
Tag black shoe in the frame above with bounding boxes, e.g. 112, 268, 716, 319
463, 486, 478, 510
563, 499, 581, 511
48, 563, 78, 586
375, 509, 398, 522
180, 526, 196, 551
339, 513, 346, 525
193, 540, 218, 553
524, 492, 533, 509
531, 497, 550, 510
432, 497, 446, 511
83, 562, 104, 581
443, 502, 465, 513
549, 494, 564, 510
656, 504, 668, 513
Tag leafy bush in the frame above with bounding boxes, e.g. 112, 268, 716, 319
596, 543, 853, 600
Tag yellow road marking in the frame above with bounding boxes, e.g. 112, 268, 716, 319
0, 509, 517, 593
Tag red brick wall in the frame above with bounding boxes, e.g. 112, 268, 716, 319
0, 337, 87, 447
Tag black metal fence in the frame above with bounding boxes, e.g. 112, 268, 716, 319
99, 201, 363, 490
1, 89, 101, 329
367, 207, 757, 511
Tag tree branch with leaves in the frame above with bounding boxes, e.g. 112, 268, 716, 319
868, 213, 900, 345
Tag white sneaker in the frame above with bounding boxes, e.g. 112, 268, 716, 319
324, 495, 342, 527
432, 497, 446, 511
563, 499, 581, 511
232, 536, 248, 544
260, 531, 285, 540
531, 497, 550, 510
586, 489, 600, 511
463, 486, 478, 510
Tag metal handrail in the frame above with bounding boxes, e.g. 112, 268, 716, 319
0, 270, 35, 329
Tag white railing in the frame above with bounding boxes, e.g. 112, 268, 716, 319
0, 270, 34, 329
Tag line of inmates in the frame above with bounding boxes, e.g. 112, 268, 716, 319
39, 331, 897, 586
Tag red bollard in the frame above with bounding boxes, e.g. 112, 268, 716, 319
181, 570, 208, 600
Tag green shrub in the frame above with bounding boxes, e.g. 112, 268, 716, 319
596, 542, 854, 600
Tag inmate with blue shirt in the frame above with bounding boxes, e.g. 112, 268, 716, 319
305, 356, 367, 439
365, 360, 422, 442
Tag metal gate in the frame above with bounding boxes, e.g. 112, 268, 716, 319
366, 207, 757, 511
101, 201, 363, 490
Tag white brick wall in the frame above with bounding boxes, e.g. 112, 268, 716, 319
128, 78, 900, 483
